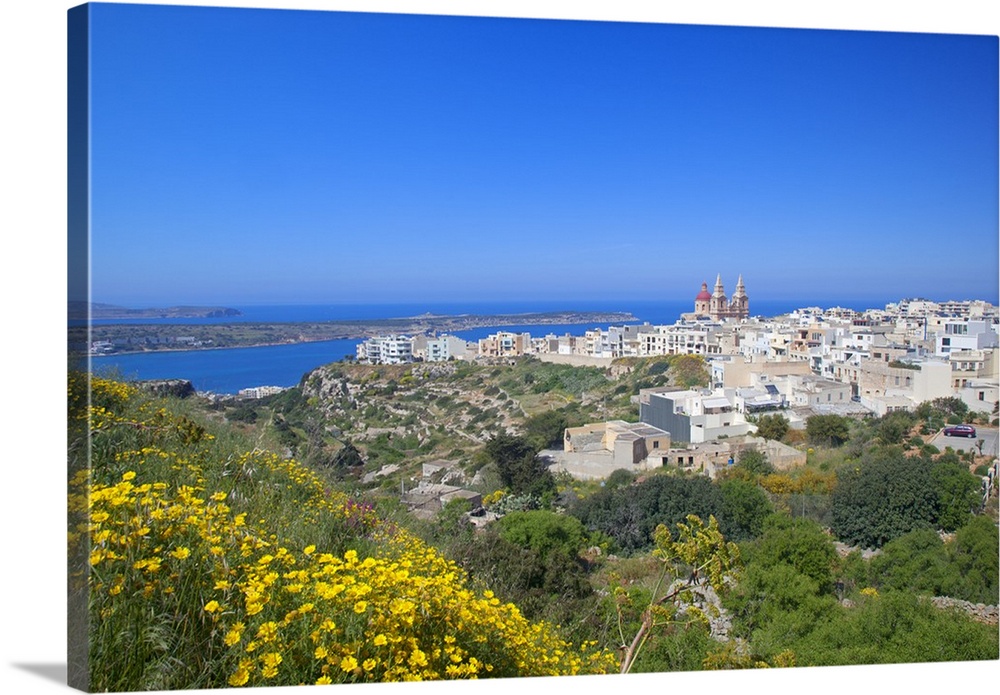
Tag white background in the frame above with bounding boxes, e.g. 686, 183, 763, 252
1, 2, 997, 694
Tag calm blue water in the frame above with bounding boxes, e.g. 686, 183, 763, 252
88, 298, 887, 394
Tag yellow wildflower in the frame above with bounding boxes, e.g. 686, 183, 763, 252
228, 668, 249, 687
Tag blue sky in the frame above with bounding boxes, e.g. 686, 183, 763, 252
86, 3, 999, 306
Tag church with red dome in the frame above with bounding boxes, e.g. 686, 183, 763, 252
693, 274, 749, 320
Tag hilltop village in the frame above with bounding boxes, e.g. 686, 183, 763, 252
355, 276, 998, 430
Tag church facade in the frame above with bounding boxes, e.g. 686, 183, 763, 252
693, 274, 749, 320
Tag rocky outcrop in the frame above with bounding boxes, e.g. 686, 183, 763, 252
667, 579, 733, 641
137, 379, 196, 398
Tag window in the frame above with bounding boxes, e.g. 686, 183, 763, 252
979, 392, 985, 401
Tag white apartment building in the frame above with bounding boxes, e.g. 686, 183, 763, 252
637, 322, 725, 357
735, 326, 774, 358
412, 334, 470, 362
639, 387, 755, 444
886, 298, 940, 317
938, 299, 998, 318
582, 325, 639, 358
935, 319, 999, 357
779, 374, 853, 409
357, 335, 414, 364
238, 385, 286, 399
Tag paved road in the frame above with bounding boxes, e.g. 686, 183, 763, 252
929, 426, 998, 457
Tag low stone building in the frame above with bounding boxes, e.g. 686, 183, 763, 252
421, 459, 461, 483
402, 483, 483, 520
564, 420, 671, 467
652, 435, 806, 479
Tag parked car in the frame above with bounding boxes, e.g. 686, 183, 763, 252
943, 424, 977, 438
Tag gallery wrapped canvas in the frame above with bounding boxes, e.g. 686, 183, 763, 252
64, 2, 998, 694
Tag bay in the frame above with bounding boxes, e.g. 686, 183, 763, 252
87, 297, 888, 394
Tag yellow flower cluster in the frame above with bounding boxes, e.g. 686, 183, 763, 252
75, 376, 617, 690
758, 468, 836, 496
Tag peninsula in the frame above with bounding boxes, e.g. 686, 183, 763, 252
74, 310, 638, 354
69, 301, 243, 320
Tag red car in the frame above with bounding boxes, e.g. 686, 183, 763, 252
943, 424, 977, 438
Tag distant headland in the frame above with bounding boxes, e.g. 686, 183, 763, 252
69, 302, 244, 320
71, 308, 638, 355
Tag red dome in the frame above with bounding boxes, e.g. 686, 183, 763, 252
695, 283, 711, 301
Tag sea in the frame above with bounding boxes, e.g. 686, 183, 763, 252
87, 298, 888, 395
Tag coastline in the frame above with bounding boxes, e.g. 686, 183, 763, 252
80, 310, 639, 356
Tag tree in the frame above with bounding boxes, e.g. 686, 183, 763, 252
723, 513, 839, 658
646, 360, 671, 377
331, 440, 365, 469
806, 414, 851, 447
522, 410, 573, 451
867, 517, 998, 606
755, 413, 789, 442
736, 447, 774, 476
724, 560, 838, 648
876, 410, 918, 445
745, 514, 838, 589
449, 526, 596, 631
572, 474, 726, 553
930, 396, 969, 420
931, 457, 980, 532
831, 451, 938, 549
719, 478, 774, 542
867, 528, 948, 596
496, 510, 588, 562
616, 515, 740, 673
944, 516, 999, 605
484, 433, 555, 499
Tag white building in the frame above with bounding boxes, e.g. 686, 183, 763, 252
637, 322, 725, 357
238, 385, 286, 399
935, 319, 999, 357
357, 335, 414, 364
412, 334, 470, 362
639, 387, 755, 444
